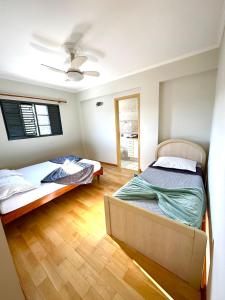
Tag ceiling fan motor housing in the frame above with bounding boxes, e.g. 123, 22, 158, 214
67, 70, 84, 81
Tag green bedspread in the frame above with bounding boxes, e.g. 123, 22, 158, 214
114, 176, 206, 228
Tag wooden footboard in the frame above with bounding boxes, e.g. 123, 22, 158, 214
104, 194, 207, 290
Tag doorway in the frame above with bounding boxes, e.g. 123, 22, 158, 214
114, 94, 140, 171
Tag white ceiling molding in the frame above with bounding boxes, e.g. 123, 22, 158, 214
0, 47, 218, 95
217, 0, 225, 46
88, 46, 219, 88
0, 74, 77, 94
0, 0, 224, 92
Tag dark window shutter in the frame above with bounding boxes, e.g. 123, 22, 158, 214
1, 101, 25, 140
1, 100, 63, 140
48, 105, 63, 135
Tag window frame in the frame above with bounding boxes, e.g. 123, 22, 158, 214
0, 99, 63, 141
34, 104, 52, 136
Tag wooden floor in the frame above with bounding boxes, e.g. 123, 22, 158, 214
4, 164, 201, 300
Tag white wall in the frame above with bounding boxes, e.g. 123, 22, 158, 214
159, 70, 216, 150
0, 79, 83, 169
77, 49, 218, 170
81, 94, 117, 164
0, 221, 24, 300
207, 30, 225, 300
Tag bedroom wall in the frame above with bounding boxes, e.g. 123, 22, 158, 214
0, 79, 83, 169
80, 88, 140, 164
80, 94, 117, 164
76, 49, 218, 170
0, 221, 24, 300
159, 70, 216, 151
207, 29, 225, 300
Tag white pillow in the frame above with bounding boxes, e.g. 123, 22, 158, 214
0, 175, 36, 200
0, 169, 22, 179
153, 156, 197, 172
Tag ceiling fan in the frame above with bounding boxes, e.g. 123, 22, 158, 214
41, 43, 100, 81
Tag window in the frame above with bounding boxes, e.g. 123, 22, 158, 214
0, 100, 63, 140
35, 105, 52, 135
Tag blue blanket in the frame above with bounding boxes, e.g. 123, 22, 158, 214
114, 176, 205, 228
41, 160, 94, 185
49, 155, 82, 164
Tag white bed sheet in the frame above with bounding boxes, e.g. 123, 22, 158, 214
0, 159, 101, 214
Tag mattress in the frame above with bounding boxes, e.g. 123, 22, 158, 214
125, 166, 205, 216
0, 159, 101, 214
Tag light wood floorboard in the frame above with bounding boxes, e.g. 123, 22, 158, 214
5, 164, 200, 300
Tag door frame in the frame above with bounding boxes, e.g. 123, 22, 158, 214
114, 93, 140, 172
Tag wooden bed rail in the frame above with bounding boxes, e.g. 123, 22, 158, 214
1, 167, 103, 225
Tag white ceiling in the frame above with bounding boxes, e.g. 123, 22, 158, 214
0, 0, 224, 92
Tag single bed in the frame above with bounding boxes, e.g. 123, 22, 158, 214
123, 162, 205, 225
1, 158, 103, 224
104, 139, 207, 290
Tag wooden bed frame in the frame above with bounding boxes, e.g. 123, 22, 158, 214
104, 139, 207, 290
1, 167, 103, 225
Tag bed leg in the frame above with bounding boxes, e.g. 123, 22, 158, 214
97, 175, 100, 182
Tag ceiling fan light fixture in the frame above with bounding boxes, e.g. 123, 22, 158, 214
40, 46, 99, 81
67, 70, 84, 81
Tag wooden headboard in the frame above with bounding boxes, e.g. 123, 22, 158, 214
156, 139, 207, 171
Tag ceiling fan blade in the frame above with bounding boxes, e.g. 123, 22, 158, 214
30, 42, 68, 58
32, 33, 62, 50
71, 56, 87, 69
83, 71, 100, 77
30, 42, 58, 54
41, 64, 66, 74
85, 54, 98, 63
